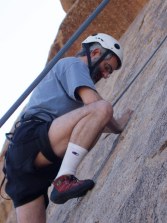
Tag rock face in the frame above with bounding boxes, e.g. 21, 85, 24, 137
60, 0, 77, 12
47, 0, 148, 62
0, 161, 16, 223
1, 0, 166, 222
47, 0, 167, 222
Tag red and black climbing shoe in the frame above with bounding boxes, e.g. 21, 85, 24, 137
50, 175, 95, 204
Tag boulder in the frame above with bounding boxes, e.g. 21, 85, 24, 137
47, 0, 167, 222
47, 0, 148, 62
1, 0, 161, 222
0, 161, 16, 223
60, 0, 77, 12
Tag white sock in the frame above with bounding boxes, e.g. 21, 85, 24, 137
56, 142, 88, 179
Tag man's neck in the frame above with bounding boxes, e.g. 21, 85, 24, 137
78, 56, 88, 65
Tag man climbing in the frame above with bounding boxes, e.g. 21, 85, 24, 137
3, 33, 132, 223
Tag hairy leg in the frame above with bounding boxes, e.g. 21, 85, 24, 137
16, 102, 113, 222
48, 100, 113, 157
16, 196, 46, 223
35, 100, 113, 166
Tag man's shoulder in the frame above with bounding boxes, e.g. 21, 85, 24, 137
51, 56, 88, 78
59, 56, 76, 61
58, 57, 84, 66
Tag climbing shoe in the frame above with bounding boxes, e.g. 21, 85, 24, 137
50, 175, 95, 204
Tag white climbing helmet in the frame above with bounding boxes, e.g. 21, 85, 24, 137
82, 33, 123, 69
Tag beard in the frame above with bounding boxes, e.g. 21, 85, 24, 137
89, 57, 102, 84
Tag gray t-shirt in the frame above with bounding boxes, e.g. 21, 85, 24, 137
24, 57, 96, 121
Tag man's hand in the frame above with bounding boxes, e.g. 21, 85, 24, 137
116, 109, 133, 131
104, 109, 133, 134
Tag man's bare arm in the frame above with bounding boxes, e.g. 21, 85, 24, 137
77, 87, 133, 134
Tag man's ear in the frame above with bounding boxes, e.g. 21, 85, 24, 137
90, 48, 101, 57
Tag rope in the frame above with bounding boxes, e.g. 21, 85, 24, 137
0, 0, 110, 128
1, 0, 167, 198
0, 0, 110, 201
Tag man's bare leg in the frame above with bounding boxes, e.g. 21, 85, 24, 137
48, 100, 113, 157
15, 101, 110, 222
47, 100, 114, 203
15, 100, 131, 221
16, 196, 46, 223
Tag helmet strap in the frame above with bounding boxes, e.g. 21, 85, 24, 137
82, 43, 92, 71
83, 43, 111, 82
90, 49, 111, 73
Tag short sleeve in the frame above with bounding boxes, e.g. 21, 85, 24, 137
58, 59, 96, 101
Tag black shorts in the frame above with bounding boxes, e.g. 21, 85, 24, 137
3, 116, 62, 208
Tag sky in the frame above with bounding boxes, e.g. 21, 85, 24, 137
0, 0, 66, 152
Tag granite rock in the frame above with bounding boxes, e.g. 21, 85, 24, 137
1, 0, 165, 222
47, 0, 148, 62
47, 0, 167, 222
60, 0, 77, 12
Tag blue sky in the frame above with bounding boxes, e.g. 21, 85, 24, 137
0, 0, 65, 151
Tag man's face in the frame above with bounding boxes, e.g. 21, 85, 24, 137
91, 54, 118, 83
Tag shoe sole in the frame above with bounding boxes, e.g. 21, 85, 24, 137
50, 180, 95, 204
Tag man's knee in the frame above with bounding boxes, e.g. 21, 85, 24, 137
90, 100, 113, 121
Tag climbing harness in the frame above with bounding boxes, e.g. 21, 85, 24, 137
0, 0, 110, 200
1, 0, 167, 201
0, 0, 110, 128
